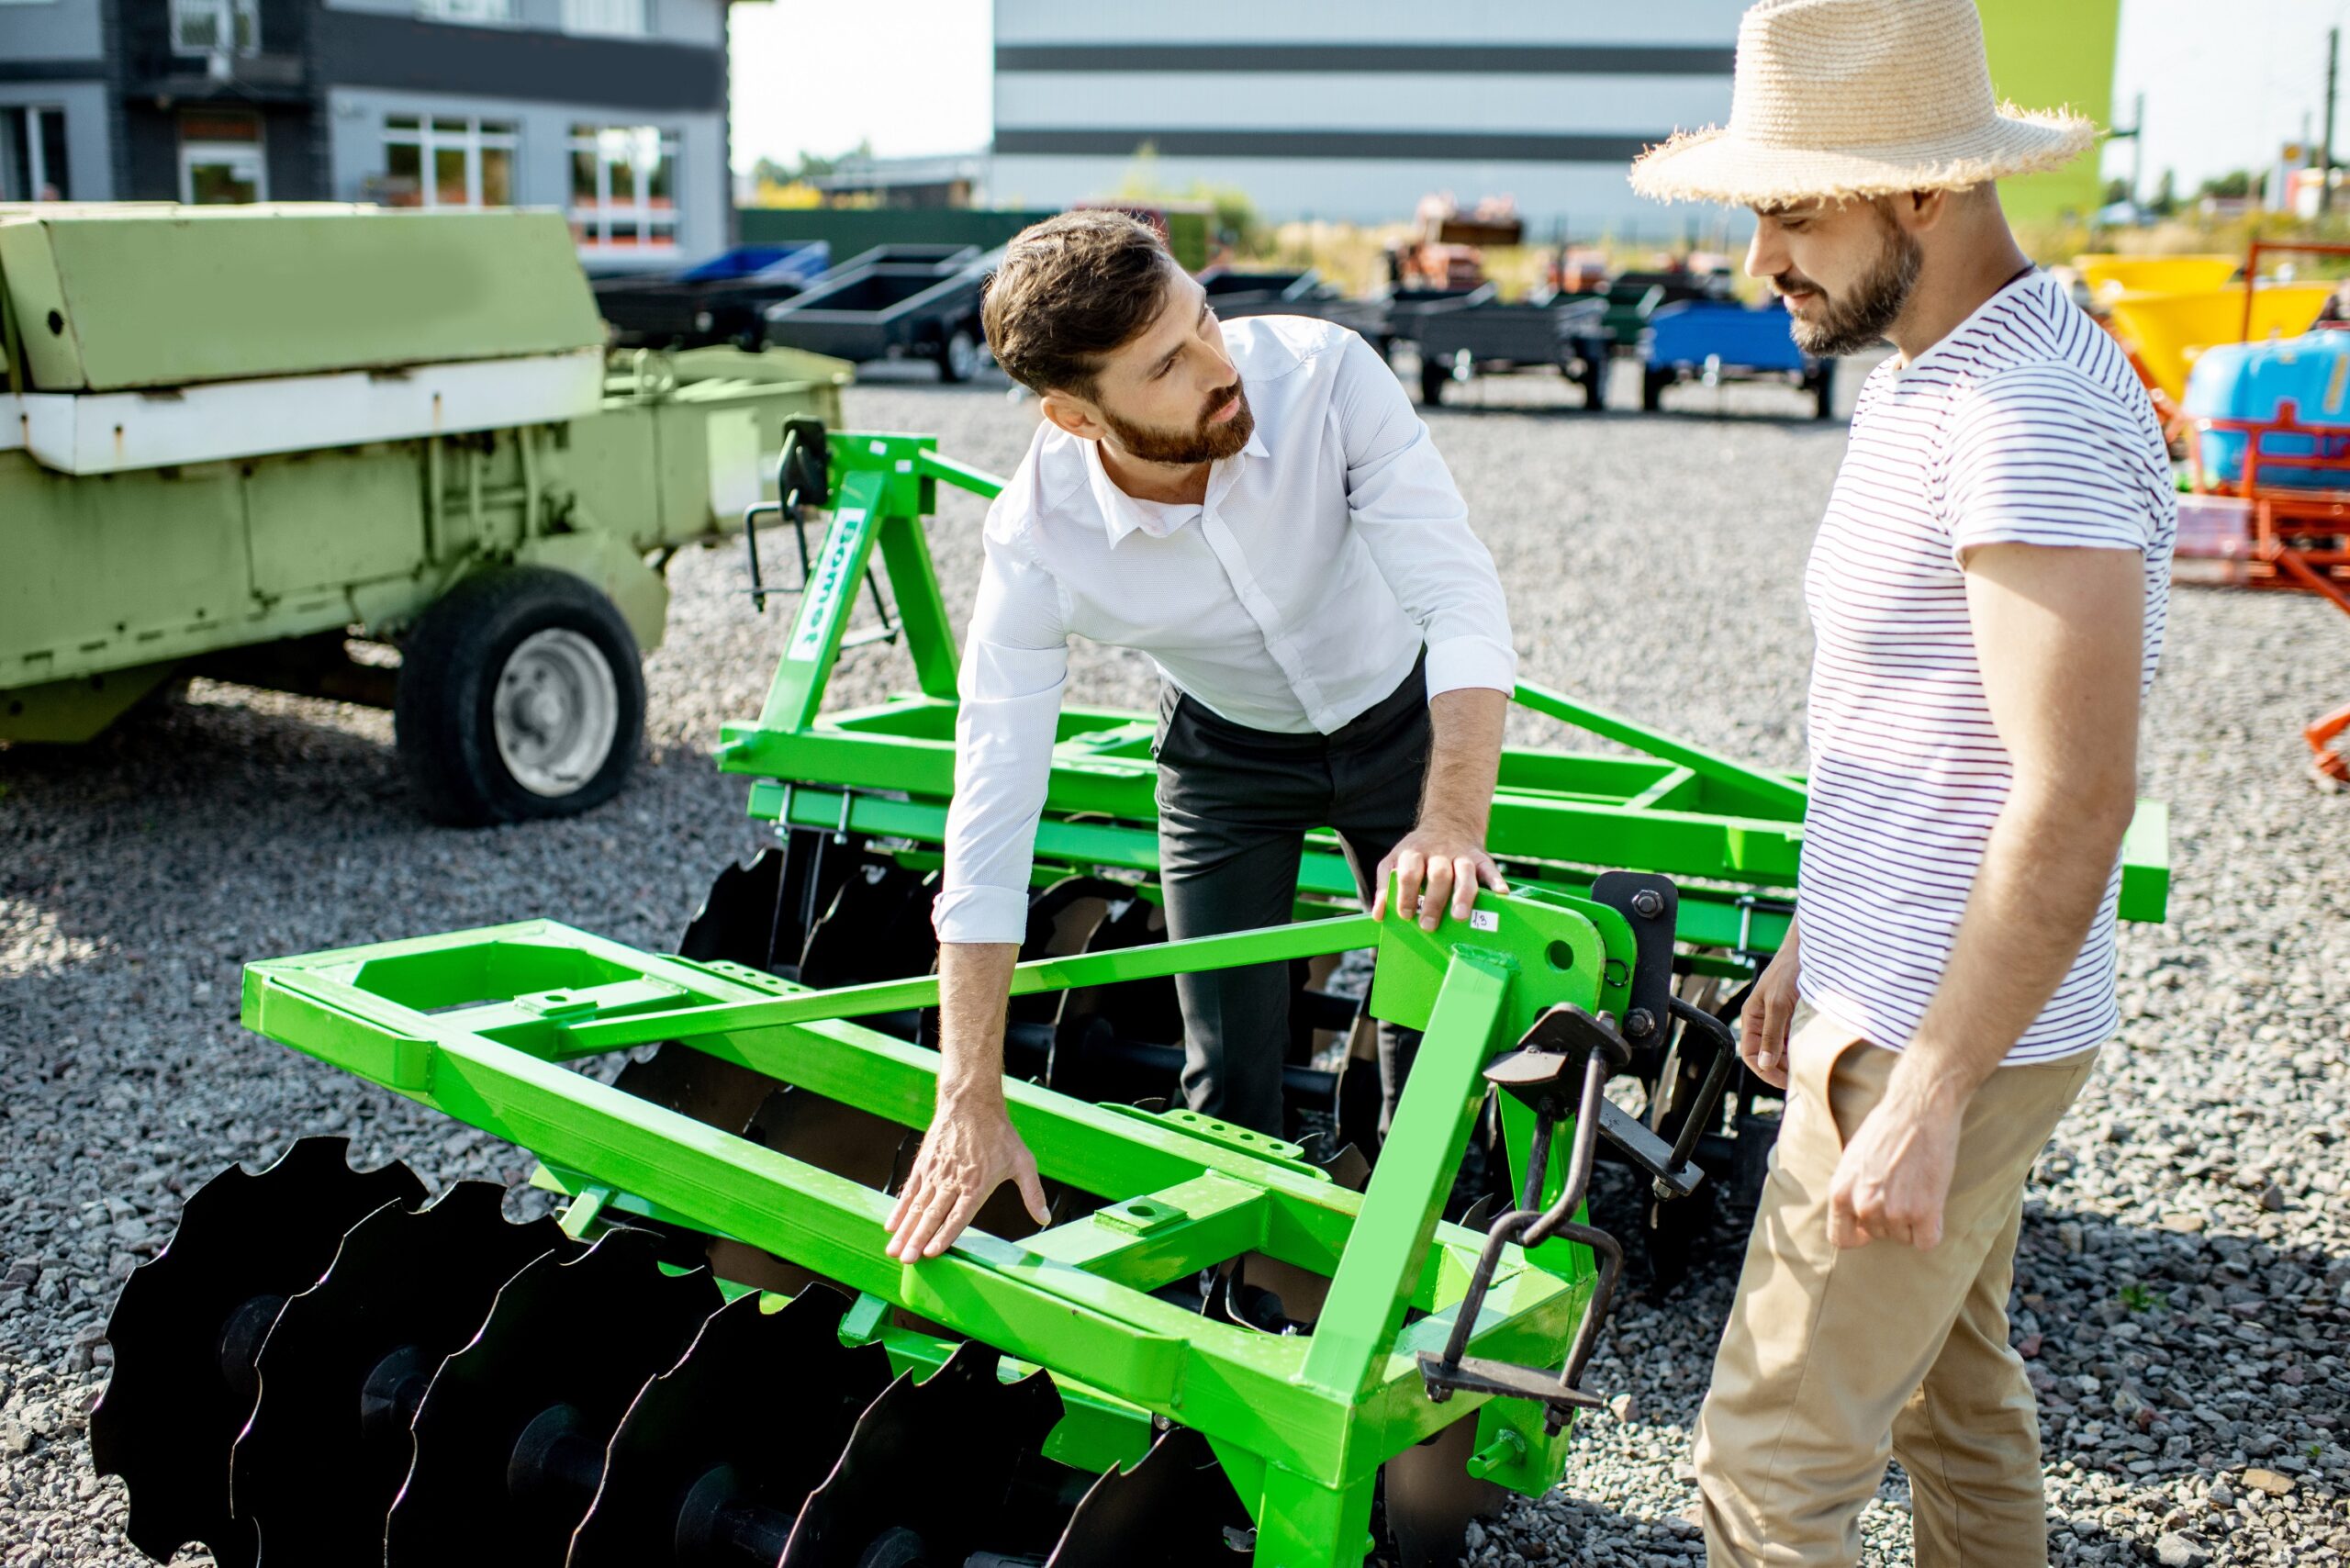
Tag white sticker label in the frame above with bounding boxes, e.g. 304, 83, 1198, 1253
785, 509, 869, 661
1469, 910, 1501, 933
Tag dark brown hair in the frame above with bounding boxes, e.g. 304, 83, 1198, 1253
981, 210, 1176, 398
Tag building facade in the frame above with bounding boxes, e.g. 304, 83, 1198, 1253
987, 0, 2116, 235
0, 0, 746, 265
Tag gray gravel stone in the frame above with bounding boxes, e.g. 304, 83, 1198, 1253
6, 364, 2348, 1565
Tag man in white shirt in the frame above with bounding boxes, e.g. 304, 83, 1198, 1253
883, 211, 1517, 1261
1630, 3, 2175, 1563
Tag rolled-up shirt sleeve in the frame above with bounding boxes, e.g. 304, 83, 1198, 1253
932, 513, 1069, 946
1330, 330, 1517, 698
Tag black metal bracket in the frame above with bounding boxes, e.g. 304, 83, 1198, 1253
1419, 1004, 1632, 1433
742, 418, 828, 612
1587, 871, 1679, 1067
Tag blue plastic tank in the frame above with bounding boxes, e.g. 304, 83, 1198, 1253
2185, 330, 2350, 489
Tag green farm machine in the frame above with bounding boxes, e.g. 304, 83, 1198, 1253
93, 430, 2172, 1565
1, 203, 846, 823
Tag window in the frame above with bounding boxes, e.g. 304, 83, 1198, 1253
416, 0, 517, 24
0, 106, 70, 201
568, 124, 678, 251
562, 0, 646, 36
171, 0, 258, 53
381, 116, 516, 209
179, 111, 264, 204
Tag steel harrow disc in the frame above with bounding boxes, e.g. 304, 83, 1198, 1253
780, 1340, 1067, 1567
569, 1286, 893, 1566
90, 1137, 427, 1568
230, 1180, 580, 1563
386, 1226, 722, 1566
1046, 1425, 1254, 1566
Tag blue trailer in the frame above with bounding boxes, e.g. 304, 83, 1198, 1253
1641, 298, 1836, 420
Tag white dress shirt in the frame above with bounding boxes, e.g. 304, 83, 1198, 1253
933, 315, 1517, 946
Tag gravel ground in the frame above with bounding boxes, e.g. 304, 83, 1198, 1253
4, 357, 2347, 1567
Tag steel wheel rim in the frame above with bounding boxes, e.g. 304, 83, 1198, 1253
946, 331, 979, 381
492, 628, 620, 798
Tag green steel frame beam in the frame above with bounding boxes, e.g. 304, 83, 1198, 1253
241, 890, 1619, 1568
711, 433, 2171, 930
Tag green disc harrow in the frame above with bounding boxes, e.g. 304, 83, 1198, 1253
92, 429, 2170, 1567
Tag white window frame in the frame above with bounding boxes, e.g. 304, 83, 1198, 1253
382, 115, 519, 209
0, 106, 65, 201
179, 140, 267, 205
415, 0, 518, 25
561, 0, 647, 38
567, 124, 681, 253
170, 0, 259, 54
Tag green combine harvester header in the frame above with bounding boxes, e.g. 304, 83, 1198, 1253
90, 431, 2170, 1567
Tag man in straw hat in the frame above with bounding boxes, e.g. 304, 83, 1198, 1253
1630, 2, 2177, 1563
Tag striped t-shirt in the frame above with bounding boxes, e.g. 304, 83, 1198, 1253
1797, 272, 2176, 1066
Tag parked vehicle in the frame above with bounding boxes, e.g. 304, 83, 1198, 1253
1409, 295, 1614, 409
591, 241, 831, 351
1640, 298, 1835, 419
1561, 267, 1739, 361
0, 203, 848, 824
2175, 240, 2350, 782
1380, 283, 1495, 358
1197, 266, 1393, 353
762, 246, 997, 382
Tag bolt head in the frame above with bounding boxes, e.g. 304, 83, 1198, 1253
1630, 889, 1665, 918
1626, 1007, 1657, 1038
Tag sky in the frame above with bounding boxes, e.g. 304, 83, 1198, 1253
729, 0, 2350, 196
2103, 0, 2350, 192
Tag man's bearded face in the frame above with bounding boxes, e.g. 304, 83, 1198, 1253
1771, 199, 1924, 357
1101, 375, 1255, 465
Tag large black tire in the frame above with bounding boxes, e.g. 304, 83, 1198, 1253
1569, 342, 1609, 412
394, 566, 644, 826
1810, 357, 1840, 420
1418, 358, 1449, 407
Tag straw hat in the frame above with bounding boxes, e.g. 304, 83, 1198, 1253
1628, 0, 2098, 207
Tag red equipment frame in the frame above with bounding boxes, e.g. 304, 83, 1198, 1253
2188, 238, 2350, 779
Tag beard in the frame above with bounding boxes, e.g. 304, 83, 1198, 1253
1778, 207, 1922, 357
1102, 378, 1255, 465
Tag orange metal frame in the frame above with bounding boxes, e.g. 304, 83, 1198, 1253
2185, 384, 2350, 778
2243, 239, 2350, 341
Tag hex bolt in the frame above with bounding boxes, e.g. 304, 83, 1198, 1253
1629, 889, 1665, 919
1625, 1008, 1657, 1039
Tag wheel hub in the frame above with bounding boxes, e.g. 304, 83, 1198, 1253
493, 629, 620, 798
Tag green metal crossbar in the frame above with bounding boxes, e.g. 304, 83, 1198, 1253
244, 890, 1630, 1568
711, 432, 2170, 933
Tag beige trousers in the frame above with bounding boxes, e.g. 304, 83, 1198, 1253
1695, 1011, 2098, 1567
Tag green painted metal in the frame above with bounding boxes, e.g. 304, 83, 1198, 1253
0, 205, 599, 392
242, 889, 1617, 1567
710, 431, 2171, 934
217, 420, 2179, 1562
0, 206, 853, 739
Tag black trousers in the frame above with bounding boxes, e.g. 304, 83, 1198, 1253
1154, 657, 1430, 1139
